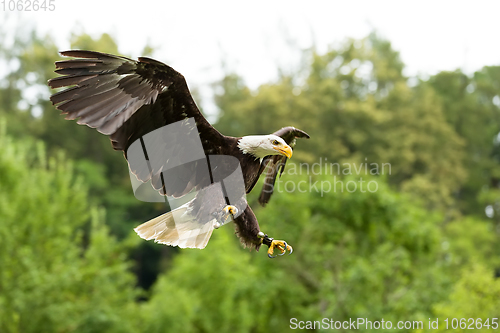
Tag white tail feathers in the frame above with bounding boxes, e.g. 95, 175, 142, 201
134, 204, 215, 249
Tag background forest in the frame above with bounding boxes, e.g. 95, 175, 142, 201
1, 25, 500, 332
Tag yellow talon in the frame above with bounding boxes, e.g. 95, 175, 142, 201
223, 205, 238, 216
267, 239, 293, 258
215, 205, 239, 229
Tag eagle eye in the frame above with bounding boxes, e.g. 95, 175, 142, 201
272, 140, 279, 145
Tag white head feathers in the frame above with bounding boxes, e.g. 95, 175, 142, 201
237, 135, 292, 159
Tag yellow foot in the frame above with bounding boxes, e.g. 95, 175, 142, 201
267, 239, 293, 258
222, 205, 238, 216
214, 205, 239, 229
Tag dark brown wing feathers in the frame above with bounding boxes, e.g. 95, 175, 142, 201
48, 50, 223, 147
48, 50, 229, 198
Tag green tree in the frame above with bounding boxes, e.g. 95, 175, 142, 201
428, 68, 500, 216
214, 34, 467, 211
140, 174, 455, 332
0, 120, 140, 333
0, 26, 168, 289
434, 264, 500, 332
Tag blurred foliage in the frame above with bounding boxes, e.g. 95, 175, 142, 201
146, 175, 447, 332
215, 34, 467, 212
0, 27, 169, 290
434, 264, 500, 332
0, 25, 499, 332
0, 121, 140, 333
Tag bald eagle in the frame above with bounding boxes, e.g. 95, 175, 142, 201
48, 51, 309, 258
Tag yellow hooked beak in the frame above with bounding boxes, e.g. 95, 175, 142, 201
274, 145, 293, 159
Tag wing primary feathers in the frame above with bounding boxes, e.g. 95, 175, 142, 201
48, 74, 99, 89
50, 78, 119, 105
55, 59, 102, 68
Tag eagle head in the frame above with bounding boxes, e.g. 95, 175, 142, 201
238, 135, 293, 159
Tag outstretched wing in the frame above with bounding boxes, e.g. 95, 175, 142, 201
258, 127, 310, 206
48, 50, 225, 151
48, 50, 232, 197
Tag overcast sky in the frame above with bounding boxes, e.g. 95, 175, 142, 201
3, 0, 500, 115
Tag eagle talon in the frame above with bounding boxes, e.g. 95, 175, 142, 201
267, 239, 293, 258
214, 205, 238, 230
278, 241, 287, 256
222, 205, 238, 217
